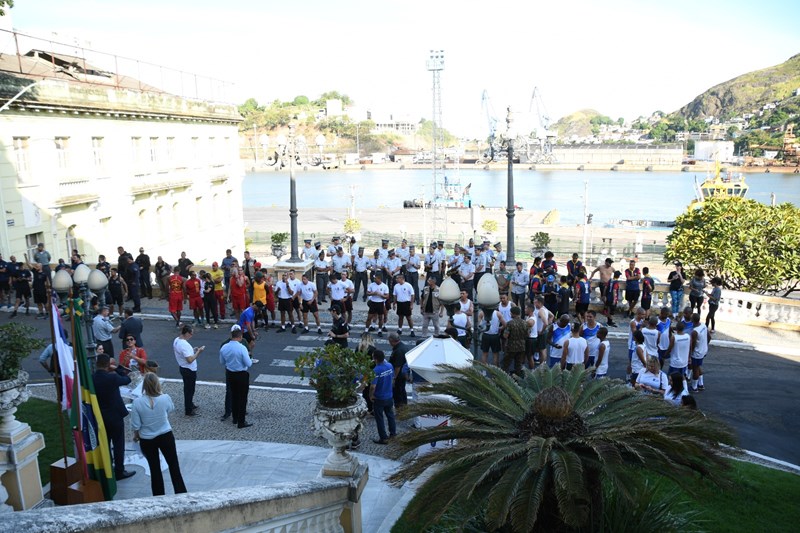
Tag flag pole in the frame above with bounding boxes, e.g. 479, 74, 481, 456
47, 289, 70, 470
68, 294, 90, 485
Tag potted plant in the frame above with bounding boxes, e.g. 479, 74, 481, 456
295, 344, 374, 476
271, 232, 289, 260
0, 323, 46, 433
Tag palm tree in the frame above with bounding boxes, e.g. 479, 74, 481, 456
388, 365, 735, 532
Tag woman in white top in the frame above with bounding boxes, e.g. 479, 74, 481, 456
131, 373, 187, 496
630, 330, 647, 385
635, 356, 667, 395
664, 371, 690, 407
561, 322, 588, 371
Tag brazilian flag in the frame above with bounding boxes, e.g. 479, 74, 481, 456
68, 298, 117, 500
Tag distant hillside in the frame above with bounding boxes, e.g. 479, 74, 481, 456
676, 53, 800, 120
552, 109, 605, 139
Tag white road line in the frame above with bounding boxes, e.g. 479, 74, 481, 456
253, 373, 309, 386
282, 346, 313, 352
270, 359, 297, 367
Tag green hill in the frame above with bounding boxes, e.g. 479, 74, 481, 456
552, 109, 606, 139
676, 53, 800, 120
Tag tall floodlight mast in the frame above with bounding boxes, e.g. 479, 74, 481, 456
426, 50, 445, 239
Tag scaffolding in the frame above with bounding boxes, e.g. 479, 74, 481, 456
426, 50, 446, 241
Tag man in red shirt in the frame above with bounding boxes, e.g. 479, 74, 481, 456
168, 266, 186, 328
185, 270, 204, 328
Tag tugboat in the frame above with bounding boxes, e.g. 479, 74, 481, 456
689, 160, 748, 209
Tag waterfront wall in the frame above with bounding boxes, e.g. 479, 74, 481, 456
551, 144, 684, 166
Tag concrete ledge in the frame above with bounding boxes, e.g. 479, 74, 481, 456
4, 479, 351, 533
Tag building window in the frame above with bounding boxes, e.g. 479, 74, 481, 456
166, 137, 175, 162
13, 137, 31, 183
65, 226, 78, 258
55, 137, 69, 169
25, 232, 44, 263
149, 137, 159, 164
131, 137, 143, 170
92, 137, 104, 168
191, 137, 200, 166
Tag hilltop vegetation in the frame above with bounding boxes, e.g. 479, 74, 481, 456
552, 109, 623, 139
676, 53, 800, 120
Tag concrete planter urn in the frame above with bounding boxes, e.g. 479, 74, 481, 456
271, 244, 286, 260
0, 370, 30, 434
313, 396, 367, 477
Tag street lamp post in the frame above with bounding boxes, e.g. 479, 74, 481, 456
52, 264, 110, 364
503, 106, 516, 263
287, 123, 301, 263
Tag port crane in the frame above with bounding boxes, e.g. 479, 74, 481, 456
527, 86, 557, 164
477, 90, 535, 164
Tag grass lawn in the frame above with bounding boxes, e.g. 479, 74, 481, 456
392, 460, 800, 532
15, 396, 71, 486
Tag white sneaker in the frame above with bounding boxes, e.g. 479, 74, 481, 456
251, 358, 260, 364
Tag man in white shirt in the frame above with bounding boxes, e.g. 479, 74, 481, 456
378, 239, 390, 261
327, 274, 347, 312
392, 274, 416, 337
301, 239, 316, 261
327, 236, 340, 258
458, 253, 476, 298
494, 242, 507, 270
424, 243, 441, 285
465, 238, 475, 257
396, 239, 410, 271
287, 269, 303, 325
173, 325, 205, 416
366, 273, 390, 336
369, 249, 383, 283
340, 270, 355, 325
274, 272, 296, 333
348, 236, 360, 261
299, 273, 322, 334
383, 250, 402, 294
331, 247, 352, 277
473, 247, 487, 292
436, 241, 446, 275
352, 248, 370, 302
313, 249, 329, 304
405, 245, 421, 305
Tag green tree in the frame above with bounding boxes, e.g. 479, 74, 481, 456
0, 0, 12, 16
481, 220, 498, 234
389, 365, 734, 532
313, 91, 353, 107
665, 197, 800, 295
617, 117, 625, 126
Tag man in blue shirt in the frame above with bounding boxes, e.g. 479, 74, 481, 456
219, 328, 253, 428
237, 301, 261, 363
370, 350, 396, 444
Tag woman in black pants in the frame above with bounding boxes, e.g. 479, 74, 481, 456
131, 373, 187, 496
704, 277, 722, 333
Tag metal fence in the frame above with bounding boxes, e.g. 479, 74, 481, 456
0, 28, 234, 103
244, 230, 668, 268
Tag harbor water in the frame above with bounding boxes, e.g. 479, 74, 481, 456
242, 168, 800, 226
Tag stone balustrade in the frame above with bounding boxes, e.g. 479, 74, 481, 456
583, 280, 799, 331
3, 466, 369, 533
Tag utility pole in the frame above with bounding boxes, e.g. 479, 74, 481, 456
581, 180, 589, 263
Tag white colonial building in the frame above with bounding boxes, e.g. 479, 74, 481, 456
0, 48, 244, 266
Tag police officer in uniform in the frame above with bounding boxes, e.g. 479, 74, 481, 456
352, 247, 370, 302
302, 239, 316, 261
406, 245, 421, 305
314, 250, 330, 304
425, 243, 441, 286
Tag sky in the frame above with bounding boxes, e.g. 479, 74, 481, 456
4, 0, 799, 138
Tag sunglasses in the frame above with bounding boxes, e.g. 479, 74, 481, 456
126, 338, 135, 341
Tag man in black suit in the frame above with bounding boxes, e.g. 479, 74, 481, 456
93, 354, 136, 480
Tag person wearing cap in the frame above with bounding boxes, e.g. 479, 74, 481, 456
93, 353, 135, 480
369, 249, 382, 284
405, 245, 421, 305
624, 259, 642, 318
458, 252, 476, 297
302, 239, 316, 261
349, 236, 360, 262
448, 245, 464, 283
473, 246, 488, 293
542, 274, 559, 316
383, 249, 402, 295
424, 243, 441, 285
299, 272, 323, 334
93, 305, 121, 356
327, 236, 340, 258
667, 261, 686, 317
219, 326, 253, 428
313, 250, 330, 304
436, 241, 446, 274
465, 238, 475, 257
135, 247, 152, 299
378, 239, 390, 261
287, 269, 304, 325
352, 247, 370, 302
590, 257, 615, 305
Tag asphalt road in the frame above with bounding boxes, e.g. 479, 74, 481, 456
19, 311, 800, 465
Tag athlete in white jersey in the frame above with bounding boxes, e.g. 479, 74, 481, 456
581, 310, 601, 367
641, 316, 660, 359
690, 313, 710, 392
562, 322, 588, 370
595, 328, 610, 377
670, 322, 691, 376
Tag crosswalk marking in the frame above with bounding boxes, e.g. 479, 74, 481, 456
270, 359, 297, 367
282, 346, 312, 352
254, 373, 309, 386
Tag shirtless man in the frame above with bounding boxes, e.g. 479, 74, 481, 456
590, 258, 615, 304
